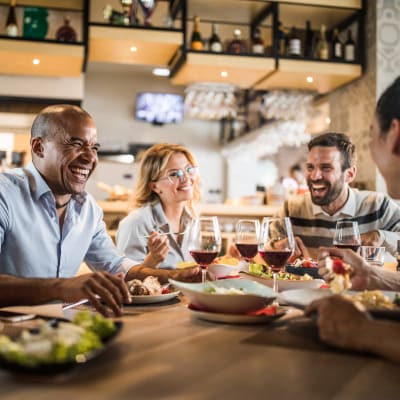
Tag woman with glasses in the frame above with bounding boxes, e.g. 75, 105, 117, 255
116, 143, 202, 280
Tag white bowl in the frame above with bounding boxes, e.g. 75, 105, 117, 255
208, 263, 239, 279
169, 278, 276, 314
239, 271, 325, 292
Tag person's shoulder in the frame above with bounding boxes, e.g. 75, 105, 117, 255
286, 192, 311, 207
0, 168, 29, 195
354, 189, 399, 208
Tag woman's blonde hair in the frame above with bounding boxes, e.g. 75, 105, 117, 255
132, 143, 201, 213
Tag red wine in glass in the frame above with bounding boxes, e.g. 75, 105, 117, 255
235, 243, 258, 261
259, 250, 292, 272
334, 244, 361, 253
190, 250, 218, 268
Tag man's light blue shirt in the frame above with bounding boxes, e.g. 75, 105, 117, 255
0, 162, 133, 278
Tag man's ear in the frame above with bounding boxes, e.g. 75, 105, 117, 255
31, 137, 44, 158
345, 165, 357, 183
388, 119, 400, 155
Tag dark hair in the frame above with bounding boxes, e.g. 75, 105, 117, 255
376, 76, 400, 134
307, 132, 356, 171
31, 104, 93, 140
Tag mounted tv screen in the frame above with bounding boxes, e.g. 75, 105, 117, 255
135, 92, 184, 124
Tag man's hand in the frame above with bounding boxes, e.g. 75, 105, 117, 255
361, 230, 382, 246
56, 271, 131, 317
169, 266, 203, 283
305, 295, 372, 351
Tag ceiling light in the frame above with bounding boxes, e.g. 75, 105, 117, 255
221, 71, 228, 78
130, 46, 137, 52
32, 58, 40, 65
152, 68, 170, 77
306, 76, 313, 83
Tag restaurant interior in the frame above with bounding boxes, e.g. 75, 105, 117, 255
0, 0, 400, 398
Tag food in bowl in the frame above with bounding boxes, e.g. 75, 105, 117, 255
248, 263, 313, 281
346, 290, 400, 309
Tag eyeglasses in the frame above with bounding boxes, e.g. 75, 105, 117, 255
158, 166, 199, 184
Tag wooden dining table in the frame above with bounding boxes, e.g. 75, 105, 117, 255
0, 292, 399, 400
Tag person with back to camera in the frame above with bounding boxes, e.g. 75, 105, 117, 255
116, 143, 203, 279
305, 76, 400, 363
277, 132, 400, 260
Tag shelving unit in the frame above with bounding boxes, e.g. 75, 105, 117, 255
88, 0, 184, 67
169, 0, 364, 93
0, 0, 86, 77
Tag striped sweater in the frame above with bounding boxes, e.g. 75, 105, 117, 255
278, 188, 400, 257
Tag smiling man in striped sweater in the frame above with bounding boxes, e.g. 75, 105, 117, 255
278, 132, 400, 259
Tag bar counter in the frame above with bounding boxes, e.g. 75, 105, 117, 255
0, 297, 399, 399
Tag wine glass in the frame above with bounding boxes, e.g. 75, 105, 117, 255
138, 0, 158, 26
188, 217, 221, 285
234, 219, 260, 265
333, 220, 361, 253
258, 217, 295, 294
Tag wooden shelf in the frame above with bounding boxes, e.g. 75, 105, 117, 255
89, 25, 183, 66
170, 51, 275, 88
0, 38, 84, 77
254, 58, 362, 93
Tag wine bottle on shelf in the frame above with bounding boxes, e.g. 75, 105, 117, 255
227, 29, 247, 54
288, 26, 301, 57
251, 27, 264, 55
277, 21, 286, 56
344, 29, 355, 61
208, 23, 223, 53
5, 0, 18, 37
304, 20, 313, 58
190, 15, 203, 51
331, 28, 343, 60
316, 24, 329, 60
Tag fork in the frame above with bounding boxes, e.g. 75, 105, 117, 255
138, 230, 187, 239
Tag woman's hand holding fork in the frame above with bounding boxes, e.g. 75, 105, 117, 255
142, 231, 169, 268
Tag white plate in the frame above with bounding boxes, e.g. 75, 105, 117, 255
278, 288, 332, 309
188, 305, 286, 325
240, 271, 325, 292
278, 289, 400, 320
128, 291, 180, 305
208, 263, 240, 279
169, 278, 276, 314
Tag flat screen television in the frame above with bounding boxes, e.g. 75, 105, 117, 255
135, 92, 184, 124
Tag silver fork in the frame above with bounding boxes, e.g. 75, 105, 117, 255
138, 230, 188, 239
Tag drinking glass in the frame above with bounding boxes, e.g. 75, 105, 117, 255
258, 217, 295, 293
360, 246, 385, 267
333, 220, 361, 253
188, 217, 221, 285
234, 219, 260, 264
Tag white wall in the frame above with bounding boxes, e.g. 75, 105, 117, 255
82, 65, 224, 202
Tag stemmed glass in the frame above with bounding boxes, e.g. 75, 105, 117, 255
234, 219, 260, 265
258, 217, 295, 294
138, 0, 158, 26
333, 220, 361, 253
188, 217, 221, 285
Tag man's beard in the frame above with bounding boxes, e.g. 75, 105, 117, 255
308, 176, 345, 206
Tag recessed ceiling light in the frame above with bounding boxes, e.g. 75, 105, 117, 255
32, 58, 40, 65
130, 46, 137, 52
306, 76, 313, 83
152, 68, 170, 77
221, 71, 228, 78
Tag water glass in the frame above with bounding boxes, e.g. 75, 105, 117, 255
360, 246, 385, 267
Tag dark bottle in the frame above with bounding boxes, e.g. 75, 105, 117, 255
56, 17, 77, 42
208, 23, 223, 53
227, 29, 247, 54
344, 29, 355, 61
332, 28, 343, 60
304, 20, 313, 58
277, 21, 286, 56
5, 0, 18, 37
190, 15, 203, 51
251, 27, 264, 55
288, 26, 301, 57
